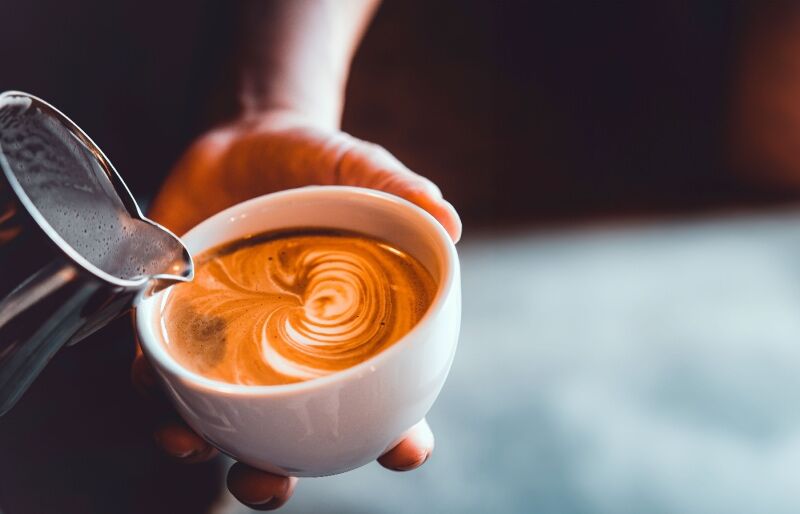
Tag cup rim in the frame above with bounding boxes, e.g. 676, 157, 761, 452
136, 185, 458, 397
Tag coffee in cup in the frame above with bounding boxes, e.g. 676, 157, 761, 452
161, 229, 436, 386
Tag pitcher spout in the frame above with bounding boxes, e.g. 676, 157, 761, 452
0, 91, 195, 416
139, 220, 194, 296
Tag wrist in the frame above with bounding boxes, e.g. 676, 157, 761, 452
239, 69, 346, 130
234, 0, 378, 130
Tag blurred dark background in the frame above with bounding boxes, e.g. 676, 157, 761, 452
3, 1, 799, 227
348, 0, 791, 222
6, 1, 800, 513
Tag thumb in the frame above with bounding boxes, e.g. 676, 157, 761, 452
335, 139, 462, 243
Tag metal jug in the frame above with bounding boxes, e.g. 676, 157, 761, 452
0, 91, 193, 415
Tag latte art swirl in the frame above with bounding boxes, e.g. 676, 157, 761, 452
161, 230, 436, 385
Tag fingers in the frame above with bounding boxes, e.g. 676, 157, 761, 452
153, 422, 218, 463
130, 349, 157, 397
337, 140, 463, 243
403, 190, 462, 244
131, 351, 218, 463
227, 463, 298, 511
377, 419, 435, 472
133, 350, 295, 511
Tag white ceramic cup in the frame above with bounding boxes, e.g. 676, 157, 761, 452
135, 186, 461, 477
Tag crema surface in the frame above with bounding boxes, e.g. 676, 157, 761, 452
161, 230, 436, 385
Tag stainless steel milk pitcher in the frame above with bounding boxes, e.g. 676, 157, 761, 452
0, 91, 193, 415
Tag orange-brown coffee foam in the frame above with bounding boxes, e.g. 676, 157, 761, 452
161, 231, 436, 385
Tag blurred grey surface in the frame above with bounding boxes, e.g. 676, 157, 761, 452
221, 209, 800, 514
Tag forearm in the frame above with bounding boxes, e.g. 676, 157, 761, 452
238, 0, 379, 129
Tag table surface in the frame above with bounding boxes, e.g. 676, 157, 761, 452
224, 208, 800, 514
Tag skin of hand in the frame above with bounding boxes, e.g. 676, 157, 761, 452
131, 109, 461, 511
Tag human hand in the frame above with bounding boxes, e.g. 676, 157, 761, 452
134, 110, 460, 510
148, 110, 461, 241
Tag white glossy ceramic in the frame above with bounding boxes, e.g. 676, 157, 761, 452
135, 186, 461, 477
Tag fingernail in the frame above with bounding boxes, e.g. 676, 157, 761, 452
244, 496, 276, 509
422, 451, 431, 466
249, 496, 274, 505
153, 433, 198, 459
172, 448, 199, 459
395, 451, 430, 472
